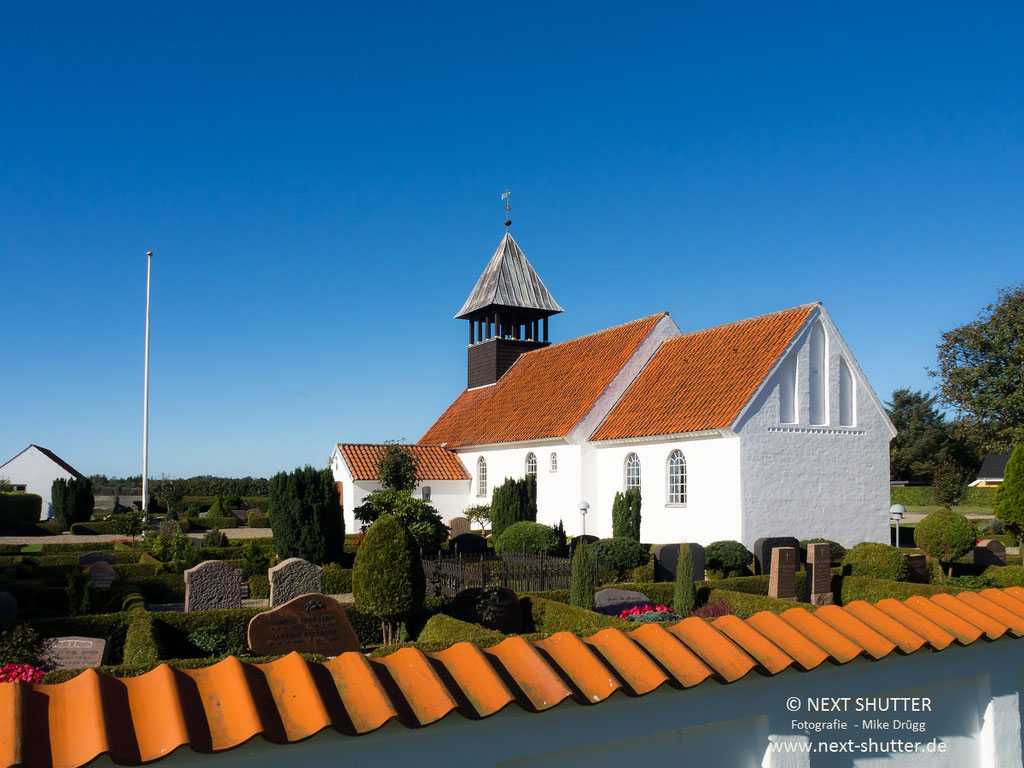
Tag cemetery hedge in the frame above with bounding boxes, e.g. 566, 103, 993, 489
837, 576, 963, 603
842, 542, 911, 581
416, 614, 508, 648
70, 521, 119, 535
891, 486, 997, 507
123, 610, 160, 667
0, 492, 43, 531
984, 565, 1024, 588
522, 596, 632, 634
702, 589, 816, 618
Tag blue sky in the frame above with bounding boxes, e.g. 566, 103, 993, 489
1, 3, 1021, 478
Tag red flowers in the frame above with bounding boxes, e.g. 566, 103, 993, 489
618, 603, 671, 619
0, 663, 45, 684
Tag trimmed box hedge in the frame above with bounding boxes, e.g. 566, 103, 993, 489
837, 575, 963, 604
69, 521, 119, 535
891, 486, 997, 508
0, 492, 42, 531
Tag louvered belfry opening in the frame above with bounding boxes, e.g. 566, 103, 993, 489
456, 231, 563, 388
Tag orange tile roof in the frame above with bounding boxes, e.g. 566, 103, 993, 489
8, 587, 1024, 768
336, 444, 470, 481
591, 304, 816, 440
420, 313, 667, 447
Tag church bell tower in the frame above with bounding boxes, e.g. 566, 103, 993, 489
456, 225, 563, 389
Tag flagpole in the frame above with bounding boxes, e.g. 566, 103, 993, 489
142, 251, 152, 513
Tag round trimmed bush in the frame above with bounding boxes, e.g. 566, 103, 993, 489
496, 521, 560, 555
588, 537, 650, 577
352, 513, 425, 645
705, 540, 753, 577
914, 510, 975, 576
799, 538, 846, 565
842, 542, 910, 581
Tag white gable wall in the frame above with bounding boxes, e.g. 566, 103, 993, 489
0, 446, 79, 520
735, 309, 893, 548
592, 434, 742, 543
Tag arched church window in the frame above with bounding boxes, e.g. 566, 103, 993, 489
839, 358, 855, 427
667, 450, 687, 504
624, 453, 641, 490
809, 322, 827, 425
525, 452, 537, 476
550, 452, 558, 472
476, 457, 487, 497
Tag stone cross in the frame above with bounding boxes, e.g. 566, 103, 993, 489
974, 539, 1006, 567
184, 560, 243, 611
768, 546, 797, 601
269, 558, 323, 606
806, 543, 833, 606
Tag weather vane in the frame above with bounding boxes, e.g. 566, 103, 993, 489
502, 189, 511, 228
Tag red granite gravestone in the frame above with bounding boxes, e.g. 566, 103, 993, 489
448, 516, 471, 539
806, 542, 833, 606
768, 546, 798, 601
248, 593, 360, 656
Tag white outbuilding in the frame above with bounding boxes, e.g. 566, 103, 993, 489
336, 229, 896, 548
0, 444, 85, 520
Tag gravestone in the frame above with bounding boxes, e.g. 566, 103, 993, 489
78, 551, 116, 567
806, 542, 833, 606
248, 593, 360, 656
40, 636, 109, 670
768, 546, 798, 601
974, 539, 1006, 567
449, 586, 523, 633
450, 532, 487, 555
905, 553, 929, 583
653, 543, 705, 582
594, 588, 652, 616
184, 560, 242, 611
448, 517, 471, 539
754, 537, 800, 575
89, 561, 120, 588
269, 558, 323, 607
0, 591, 17, 622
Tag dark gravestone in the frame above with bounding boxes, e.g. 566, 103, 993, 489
184, 560, 242, 611
653, 543, 705, 582
753, 537, 800, 575
269, 558, 323, 607
449, 586, 523, 633
448, 517, 471, 539
974, 539, 1006, 567
594, 588, 652, 616
248, 593, 360, 656
40, 636, 109, 670
905, 553, 929, 583
768, 547, 798, 601
806, 542, 833, 606
0, 591, 17, 622
450, 533, 487, 555
78, 551, 116, 567
89, 561, 120, 588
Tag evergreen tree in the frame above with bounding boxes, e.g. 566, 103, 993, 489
611, 489, 642, 540
269, 466, 344, 564
378, 443, 418, 492
932, 460, 968, 509
995, 445, 1024, 541
673, 544, 696, 617
352, 513, 425, 645
885, 388, 975, 483
51, 477, 94, 531
570, 540, 595, 610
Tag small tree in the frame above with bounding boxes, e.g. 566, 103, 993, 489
914, 509, 975, 579
352, 513, 425, 645
51, 477, 94, 531
378, 443, 418, 492
611, 489, 642, 540
112, 509, 145, 553
570, 540, 595, 610
995, 445, 1024, 541
673, 544, 696, 617
464, 504, 491, 533
270, 466, 344, 565
205, 496, 230, 522
932, 460, 968, 509
240, 539, 271, 579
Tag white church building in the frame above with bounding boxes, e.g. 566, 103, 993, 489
332, 230, 895, 547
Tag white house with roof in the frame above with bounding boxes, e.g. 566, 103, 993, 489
0, 444, 85, 520
335, 229, 895, 547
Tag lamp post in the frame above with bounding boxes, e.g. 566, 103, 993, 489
890, 504, 905, 547
142, 250, 153, 514
578, 501, 589, 537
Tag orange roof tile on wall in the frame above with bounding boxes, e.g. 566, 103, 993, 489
419, 314, 666, 447
591, 304, 815, 441
8, 588, 1024, 768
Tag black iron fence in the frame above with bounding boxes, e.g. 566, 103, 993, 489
421, 551, 598, 596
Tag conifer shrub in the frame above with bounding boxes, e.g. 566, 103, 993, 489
611, 488, 642, 541
202, 529, 228, 548
588, 537, 650, 579
705, 540, 753, 578
914, 509, 976, 579
496, 521, 560, 555
352, 514, 425, 645
269, 466, 344, 565
570, 540, 595, 610
842, 542, 911, 581
673, 543, 696, 617
489, 475, 538, 538
995, 446, 1024, 541
51, 478, 94, 531
240, 539, 270, 579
